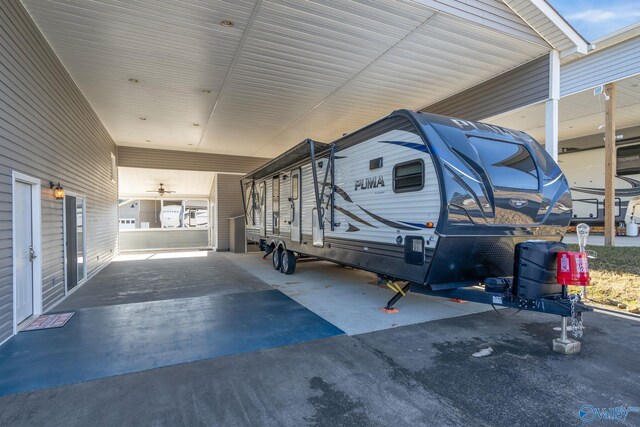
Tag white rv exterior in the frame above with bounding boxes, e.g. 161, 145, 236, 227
560, 141, 640, 224
160, 205, 183, 228
242, 110, 572, 285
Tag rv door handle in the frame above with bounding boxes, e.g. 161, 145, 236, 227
29, 246, 37, 261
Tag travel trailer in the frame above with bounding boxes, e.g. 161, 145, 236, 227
159, 205, 183, 228
241, 110, 590, 320
559, 142, 640, 225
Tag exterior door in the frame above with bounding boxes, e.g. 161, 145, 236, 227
272, 176, 280, 235
259, 181, 266, 238
290, 169, 301, 242
15, 181, 34, 324
65, 196, 78, 291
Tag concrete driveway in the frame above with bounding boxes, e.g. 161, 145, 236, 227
0, 252, 638, 426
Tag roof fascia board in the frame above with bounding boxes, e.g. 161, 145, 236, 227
505, 0, 589, 55
409, 0, 550, 47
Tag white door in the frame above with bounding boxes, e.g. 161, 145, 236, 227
15, 181, 34, 324
259, 182, 266, 238
290, 169, 301, 242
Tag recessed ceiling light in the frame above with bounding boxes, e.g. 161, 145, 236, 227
201, 89, 211, 94
139, 117, 147, 121
145, 139, 151, 142
220, 20, 234, 28
633, 84, 639, 87
193, 122, 200, 126
128, 78, 139, 83
188, 143, 194, 146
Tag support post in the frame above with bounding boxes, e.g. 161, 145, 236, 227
545, 50, 560, 161
604, 83, 617, 247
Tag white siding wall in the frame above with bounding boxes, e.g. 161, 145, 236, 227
215, 174, 244, 251
561, 36, 640, 97
0, 0, 118, 343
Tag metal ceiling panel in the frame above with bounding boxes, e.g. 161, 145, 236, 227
22, 0, 552, 159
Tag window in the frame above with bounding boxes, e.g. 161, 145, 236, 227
468, 137, 538, 190
393, 160, 424, 192
617, 144, 640, 176
292, 175, 299, 200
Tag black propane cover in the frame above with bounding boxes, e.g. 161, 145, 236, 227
513, 241, 567, 300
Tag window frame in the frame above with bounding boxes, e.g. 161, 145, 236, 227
392, 159, 425, 193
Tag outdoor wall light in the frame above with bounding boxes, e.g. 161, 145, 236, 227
49, 181, 64, 200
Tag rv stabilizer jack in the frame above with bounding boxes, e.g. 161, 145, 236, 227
385, 282, 411, 311
262, 245, 274, 260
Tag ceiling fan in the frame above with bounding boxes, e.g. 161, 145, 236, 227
146, 183, 175, 196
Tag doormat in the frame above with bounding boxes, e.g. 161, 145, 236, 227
23, 312, 75, 331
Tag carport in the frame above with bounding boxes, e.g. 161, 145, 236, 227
4, 0, 639, 425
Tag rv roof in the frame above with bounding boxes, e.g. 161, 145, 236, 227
242, 139, 328, 181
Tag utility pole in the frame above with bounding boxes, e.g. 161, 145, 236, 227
604, 83, 616, 247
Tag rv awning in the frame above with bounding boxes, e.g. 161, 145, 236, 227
242, 140, 328, 181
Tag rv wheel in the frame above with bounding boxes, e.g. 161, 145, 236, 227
281, 250, 296, 275
272, 247, 282, 271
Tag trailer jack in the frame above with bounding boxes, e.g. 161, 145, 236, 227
262, 245, 274, 259
383, 281, 411, 313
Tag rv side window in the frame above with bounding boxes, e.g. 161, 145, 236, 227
617, 144, 640, 176
468, 137, 538, 190
292, 175, 299, 200
393, 160, 424, 192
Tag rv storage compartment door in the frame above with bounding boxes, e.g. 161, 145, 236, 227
514, 241, 566, 299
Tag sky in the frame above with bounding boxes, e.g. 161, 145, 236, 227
548, 0, 640, 41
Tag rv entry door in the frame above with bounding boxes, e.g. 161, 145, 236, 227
290, 169, 301, 242
259, 181, 266, 238
272, 176, 280, 235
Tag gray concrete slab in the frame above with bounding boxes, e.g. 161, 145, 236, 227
224, 253, 492, 335
56, 252, 271, 310
1, 309, 637, 426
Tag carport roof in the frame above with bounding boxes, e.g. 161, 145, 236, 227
21, 0, 587, 158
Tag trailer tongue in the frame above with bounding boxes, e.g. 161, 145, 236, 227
382, 239, 593, 354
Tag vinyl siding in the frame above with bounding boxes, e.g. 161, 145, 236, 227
0, 0, 118, 342
118, 147, 269, 174
215, 174, 244, 251
421, 54, 550, 120
561, 35, 640, 97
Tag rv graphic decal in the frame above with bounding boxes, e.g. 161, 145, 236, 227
335, 185, 353, 202
450, 118, 530, 141
572, 176, 640, 197
334, 205, 377, 228
354, 175, 385, 191
379, 140, 428, 153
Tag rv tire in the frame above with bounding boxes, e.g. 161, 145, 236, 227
272, 247, 282, 271
281, 250, 296, 275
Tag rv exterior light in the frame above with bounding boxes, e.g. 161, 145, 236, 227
426, 222, 434, 228
193, 123, 200, 127
49, 181, 64, 200
220, 20, 234, 28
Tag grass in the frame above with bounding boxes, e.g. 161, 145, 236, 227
567, 244, 640, 311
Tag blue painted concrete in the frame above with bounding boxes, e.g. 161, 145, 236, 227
0, 290, 343, 396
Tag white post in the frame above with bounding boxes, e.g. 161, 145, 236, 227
545, 50, 560, 161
